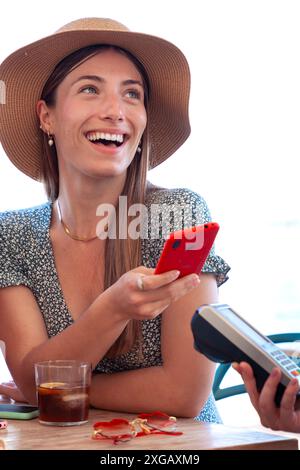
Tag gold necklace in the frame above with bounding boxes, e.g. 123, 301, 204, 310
56, 200, 98, 242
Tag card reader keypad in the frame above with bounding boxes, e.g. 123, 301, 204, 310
270, 349, 300, 376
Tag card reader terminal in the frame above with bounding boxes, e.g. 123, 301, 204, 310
191, 303, 300, 406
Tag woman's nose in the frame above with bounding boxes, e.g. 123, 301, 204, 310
100, 94, 124, 122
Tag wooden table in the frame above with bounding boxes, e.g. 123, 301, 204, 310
1, 408, 298, 450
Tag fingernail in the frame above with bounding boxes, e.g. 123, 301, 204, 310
291, 378, 298, 387
270, 368, 279, 377
166, 270, 180, 280
191, 275, 200, 286
171, 270, 180, 278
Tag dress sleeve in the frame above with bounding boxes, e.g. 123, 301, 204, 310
0, 213, 31, 289
143, 187, 230, 287
187, 190, 230, 287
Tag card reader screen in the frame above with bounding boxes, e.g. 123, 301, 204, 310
218, 306, 271, 348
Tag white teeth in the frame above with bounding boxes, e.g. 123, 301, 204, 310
86, 132, 124, 143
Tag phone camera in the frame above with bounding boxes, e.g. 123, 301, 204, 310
172, 240, 181, 249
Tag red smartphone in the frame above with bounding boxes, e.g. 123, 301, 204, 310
155, 222, 219, 278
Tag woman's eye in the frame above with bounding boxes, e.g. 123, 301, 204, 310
80, 86, 97, 94
126, 89, 141, 100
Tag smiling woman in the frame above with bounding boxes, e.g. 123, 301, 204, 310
0, 17, 229, 420
37, 46, 148, 195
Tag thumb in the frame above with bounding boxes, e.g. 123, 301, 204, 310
232, 362, 241, 373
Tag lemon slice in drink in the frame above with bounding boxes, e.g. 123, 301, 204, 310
39, 382, 67, 389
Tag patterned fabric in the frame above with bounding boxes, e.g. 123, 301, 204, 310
0, 186, 230, 423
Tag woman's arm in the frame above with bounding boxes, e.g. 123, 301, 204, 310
0, 268, 198, 405
233, 362, 300, 432
90, 274, 218, 417
0, 284, 128, 404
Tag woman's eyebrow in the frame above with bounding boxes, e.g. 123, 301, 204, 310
71, 75, 104, 86
71, 75, 144, 89
122, 79, 144, 89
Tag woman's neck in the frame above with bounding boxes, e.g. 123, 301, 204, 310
55, 173, 126, 241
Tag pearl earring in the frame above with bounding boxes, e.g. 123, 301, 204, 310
47, 132, 54, 147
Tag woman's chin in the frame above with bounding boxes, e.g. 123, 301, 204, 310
82, 164, 128, 180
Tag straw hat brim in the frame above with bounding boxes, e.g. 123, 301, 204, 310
0, 22, 190, 181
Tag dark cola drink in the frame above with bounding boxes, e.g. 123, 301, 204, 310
37, 382, 90, 425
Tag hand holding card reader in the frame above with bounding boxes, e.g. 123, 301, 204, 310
191, 303, 300, 406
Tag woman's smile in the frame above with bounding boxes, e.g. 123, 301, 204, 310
85, 128, 129, 155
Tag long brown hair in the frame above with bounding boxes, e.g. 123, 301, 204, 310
40, 45, 150, 357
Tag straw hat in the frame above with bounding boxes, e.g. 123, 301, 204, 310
0, 17, 191, 181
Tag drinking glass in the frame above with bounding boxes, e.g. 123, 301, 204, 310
34, 360, 91, 426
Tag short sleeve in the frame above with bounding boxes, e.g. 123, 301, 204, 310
187, 190, 230, 287
0, 212, 31, 289
143, 187, 230, 287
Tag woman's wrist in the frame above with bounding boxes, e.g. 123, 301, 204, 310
94, 287, 130, 325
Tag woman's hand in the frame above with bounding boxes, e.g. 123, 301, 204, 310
0, 381, 27, 403
233, 362, 300, 432
104, 266, 200, 321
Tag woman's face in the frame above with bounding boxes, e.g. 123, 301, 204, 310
39, 49, 147, 179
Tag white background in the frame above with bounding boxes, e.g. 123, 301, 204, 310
1, 0, 300, 334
